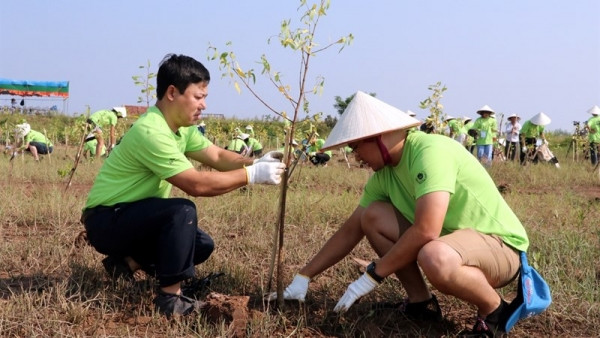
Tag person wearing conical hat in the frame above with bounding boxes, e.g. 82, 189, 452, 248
269, 91, 531, 336
471, 105, 498, 167
13, 122, 54, 161
586, 105, 600, 166
444, 115, 463, 143
504, 114, 521, 161
226, 133, 251, 157
519, 112, 550, 165
245, 124, 255, 137
197, 121, 206, 135
87, 106, 127, 158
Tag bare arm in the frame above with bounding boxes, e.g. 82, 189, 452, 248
166, 167, 248, 197
375, 191, 449, 278
299, 206, 366, 278
186, 144, 254, 171
109, 125, 116, 146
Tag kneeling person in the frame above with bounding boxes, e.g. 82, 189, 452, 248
272, 92, 529, 336
81, 54, 285, 317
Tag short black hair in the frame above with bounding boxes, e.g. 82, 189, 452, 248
156, 54, 210, 100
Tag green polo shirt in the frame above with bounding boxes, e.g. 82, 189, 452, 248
89, 109, 118, 128
360, 131, 529, 252
85, 106, 211, 208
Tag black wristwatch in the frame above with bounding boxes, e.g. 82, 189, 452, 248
366, 261, 385, 284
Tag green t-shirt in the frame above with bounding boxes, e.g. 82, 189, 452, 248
464, 121, 475, 146
587, 116, 600, 143
247, 137, 263, 151
447, 119, 462, 135
84, 139, 105, 156
308, 138, 333, 157
520, 120, 544, 139
472, 117, 497, 145
85, 106, 211, 209
227, 138, 248, 153
24, 130, 53, 147
89, 109, 118, 128
359, 131, 529, 251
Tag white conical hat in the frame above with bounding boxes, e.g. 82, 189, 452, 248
112, 106, 127, 118
14, 123, 31, 139
530, 112, 551, 126
507, 113, 520, 120
444, 115, 456, 122
322, 91, 421, 151
476, 105, 495, 115
588, 105, 600, 116
462, 116, 472, 122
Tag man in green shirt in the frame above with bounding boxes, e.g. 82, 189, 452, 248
519, 112, 550, 165
13, 123, 53, 161
471, 105, 498, 167
87, 106, 126, 158
270, 91, 531, 336
81, 54, 285, 317
586, 105, 600, 166
307, 134, 332, 166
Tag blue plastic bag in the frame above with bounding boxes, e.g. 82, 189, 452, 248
504, 251, 552, 332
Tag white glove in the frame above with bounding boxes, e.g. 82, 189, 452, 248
333, 273, 379, 313
521, 146, 527, 153
253, 151, 284, 164
265, 274, 310, 302
245, 162, 285, 185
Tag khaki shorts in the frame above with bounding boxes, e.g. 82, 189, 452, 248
436, 228, 520, 287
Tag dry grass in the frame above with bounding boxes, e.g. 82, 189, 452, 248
0, 142, 599, 337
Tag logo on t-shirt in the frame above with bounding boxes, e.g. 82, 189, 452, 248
415, 172, 427, 184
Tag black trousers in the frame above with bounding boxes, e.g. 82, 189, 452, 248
520, 137, 538, 164
310, 153, 330, 165
504, 141, 518, 161
82, 197, 214, 287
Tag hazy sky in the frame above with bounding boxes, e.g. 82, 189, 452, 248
1, 0, 598, 132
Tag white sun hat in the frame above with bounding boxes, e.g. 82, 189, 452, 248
321, 91, 421, 151
14, 123, 31, 139
588, 105, 600, 116
199, 121, 206, 127
245, 125, 253, 130
507, 113, 521, 120
476, 105, 495, 115
530, 112, 551, 126
444, 115, 456, 122
237, 133, 250, 140
112, 106, 127, 118
462, 116, 472, 122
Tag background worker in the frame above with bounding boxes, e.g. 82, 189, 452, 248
504, 114, 521, 161
271, 91, 530, 337
226, 133, 251, 156
471, 105, 498, 167
519, 112, 551, 165
586, 105, 600, 166
13, 122, 53, 161
197, 121, 206, 135
82, 137, 106, 159
307, 133, 332, 166
245, 124, 255, 137
87, 106, 126, 158
81, 54, 285, 317
246, 134, 264, 157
